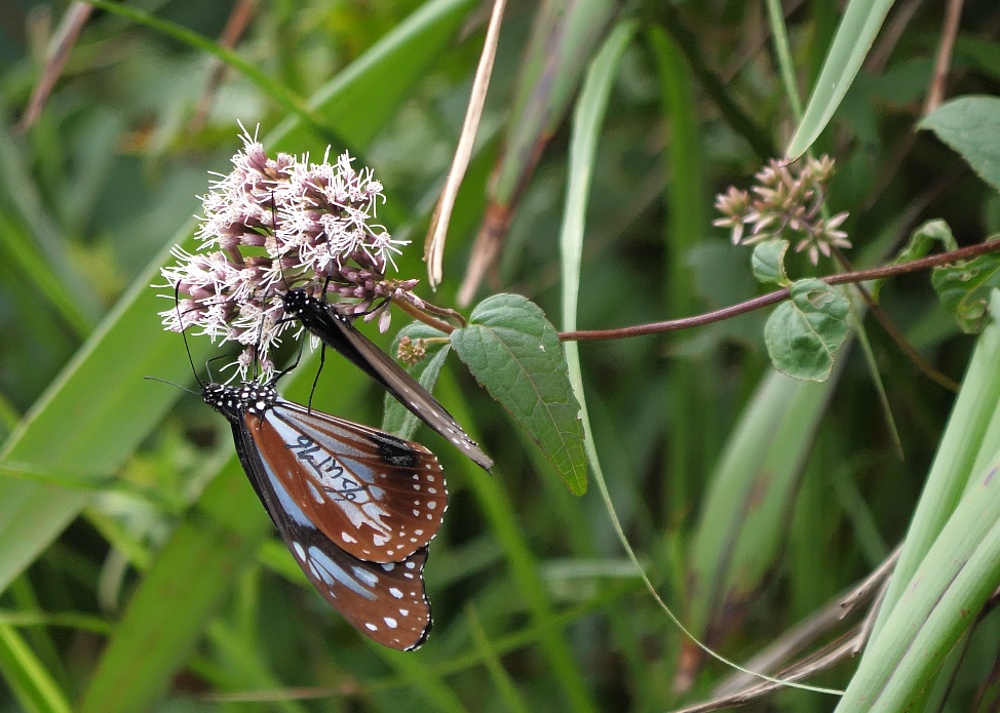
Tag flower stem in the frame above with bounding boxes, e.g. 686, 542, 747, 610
395, 298, 456, 334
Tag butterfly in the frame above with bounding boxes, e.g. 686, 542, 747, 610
202, 379, 445, 649
280, 288, 494, 472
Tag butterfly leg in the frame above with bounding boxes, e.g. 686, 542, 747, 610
308, 344, 326, 413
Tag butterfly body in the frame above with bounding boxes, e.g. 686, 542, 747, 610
202, 381, 442, 650
281, 288, 493, 471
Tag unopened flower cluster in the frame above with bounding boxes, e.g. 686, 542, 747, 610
714, 155, 850, 265
159, 127, 421, 381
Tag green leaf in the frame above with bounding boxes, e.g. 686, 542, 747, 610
450, 294, 586, 495
764, 278, 850, 381
931, 245, 1000, 333
382, 322, 451, 440
751, 239, 791, 286
919, 96, 1000, 193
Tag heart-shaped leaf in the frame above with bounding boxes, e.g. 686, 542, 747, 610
764, 278, 850, 381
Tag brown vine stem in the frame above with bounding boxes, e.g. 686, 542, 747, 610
559, 240, 1000, 342
830, 246, 959, 392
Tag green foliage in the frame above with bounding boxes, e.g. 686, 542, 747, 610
1, 1, 1000, 712
452, 294, 586, 495
932, 243, 1000, 333
764, 279, 850, 381
752, 239, 792, 286
919, 96, 1000, 193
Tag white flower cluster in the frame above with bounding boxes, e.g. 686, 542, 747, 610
158, 125, 414, 381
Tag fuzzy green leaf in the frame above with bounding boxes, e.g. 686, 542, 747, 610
919, 96, 1000, 193
751, 239, 791, 286
764, 279, 850, 381
451, 294, 586, 494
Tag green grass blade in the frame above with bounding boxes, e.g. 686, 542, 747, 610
271, 0, 478, 153
686, 368, 839, 640
466, 607, 531, 713
442, 369, 596, 713
0, 623, 71, 713
0, 212, 92, 339
556, 18, 641, 713
785, 0, 896, 159
835, 450, 1000, 713
78, 467, 267, 713
0, 241, 208, 596
648, 25, 714, 518
871, 291, 1000, 641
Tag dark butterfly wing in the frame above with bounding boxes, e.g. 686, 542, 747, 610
229, 418, 432, 651
243, 402, 447, 562
282, 289, 493, 471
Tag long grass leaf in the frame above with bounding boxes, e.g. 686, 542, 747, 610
785, 0, 896, 158
0, 624, 71, 713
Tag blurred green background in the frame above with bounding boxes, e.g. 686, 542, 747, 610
1, 1, 1000, 711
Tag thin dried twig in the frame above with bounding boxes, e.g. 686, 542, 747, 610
17, 2, 92, 131
189, 0, 257, 132
424, 0, 507, 289
924, 0, 964, 114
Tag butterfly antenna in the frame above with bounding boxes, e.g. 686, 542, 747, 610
174, 281, 205, 389
143, 375, 200, 397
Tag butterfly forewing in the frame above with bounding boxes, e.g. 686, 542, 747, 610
245, 402, 447, 562
280, 289, 493, 471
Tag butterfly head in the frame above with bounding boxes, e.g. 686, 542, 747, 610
279, 288, 315, 318
202, 381, 278, 420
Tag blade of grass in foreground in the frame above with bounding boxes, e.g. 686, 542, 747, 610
835, 447, 1000, 713
436, 371, 597, 713
870, 291, 1000, 642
